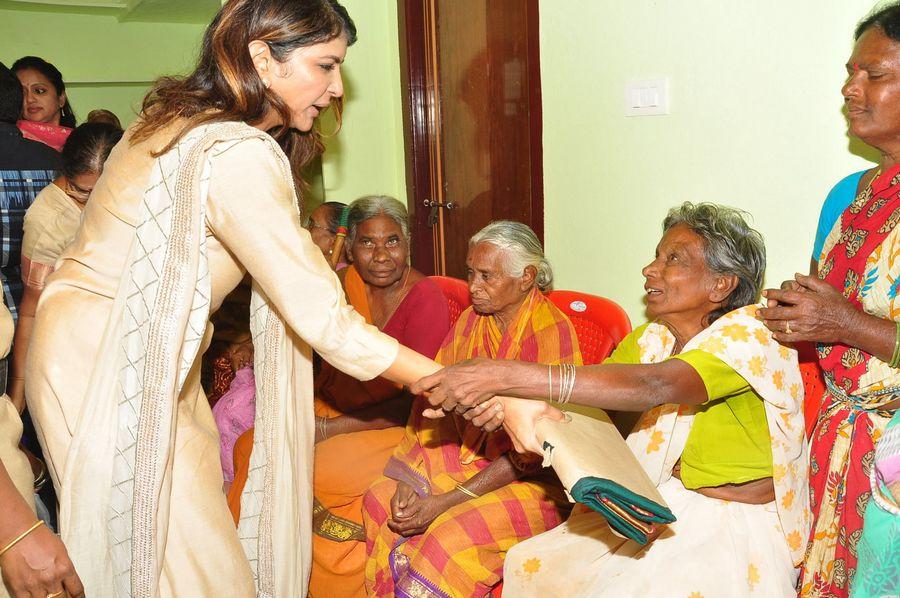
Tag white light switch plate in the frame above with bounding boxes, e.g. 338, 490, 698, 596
624, 78, 669, 117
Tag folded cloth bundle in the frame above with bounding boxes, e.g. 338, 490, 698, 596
535, 410, 676, 545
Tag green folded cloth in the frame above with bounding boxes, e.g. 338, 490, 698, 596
535, 411, 678, 546
570, 477, 676, 545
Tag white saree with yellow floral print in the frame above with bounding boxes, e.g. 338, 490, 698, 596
502, 306, 809, 597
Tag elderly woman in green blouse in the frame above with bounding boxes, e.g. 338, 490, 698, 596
413, 203, 808, 597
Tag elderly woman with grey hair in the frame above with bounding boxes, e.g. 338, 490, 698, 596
363, 220, 582, 597
412, 203, 808, 597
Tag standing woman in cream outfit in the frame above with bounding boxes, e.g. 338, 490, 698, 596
0, 300, 83, 598
24, 1, 436, 596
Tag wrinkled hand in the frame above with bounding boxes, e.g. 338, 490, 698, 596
462, 397, 565, 455
768, 278, 805, 304
390, 481, 420, 522
0, 524, 84, 598
388, 492, 453, 537
758, 273, 859, 344
411, 358, 512, 416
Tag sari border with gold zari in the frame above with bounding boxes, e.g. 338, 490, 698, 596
312, 498, 366, 542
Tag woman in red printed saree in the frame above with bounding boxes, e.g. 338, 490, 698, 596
760, 9, 900, 595
363, 221, 581, 598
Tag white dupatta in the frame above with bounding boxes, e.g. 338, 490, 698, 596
58, 123, 311, 597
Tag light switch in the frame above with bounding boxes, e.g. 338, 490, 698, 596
624, 78, 669, 116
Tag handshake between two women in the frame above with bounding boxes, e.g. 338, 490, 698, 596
412, 357, 568, 456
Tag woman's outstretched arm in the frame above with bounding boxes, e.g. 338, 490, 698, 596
411, 357, 708, 414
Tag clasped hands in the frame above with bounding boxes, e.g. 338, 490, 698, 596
409, 358, 564, 455
387, 481, 453, 537
758, 272, 860, 344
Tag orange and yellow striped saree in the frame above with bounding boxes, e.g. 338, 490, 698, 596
363, 288, 581, 597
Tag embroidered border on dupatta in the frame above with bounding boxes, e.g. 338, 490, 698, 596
109, 124, 217, 596
235, 135, 307, 596
106, 123, 291, 597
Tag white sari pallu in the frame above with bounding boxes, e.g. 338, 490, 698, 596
503, 306, 810, 597
56, 123, 312, 597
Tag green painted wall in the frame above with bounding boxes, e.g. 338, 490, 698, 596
6, 0, 873, 326
539, 0, 881, 323
0, 6, 208, 125
0, 0, 406, 210
320, 0, 406, 206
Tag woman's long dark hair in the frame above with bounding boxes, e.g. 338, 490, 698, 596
11, 56, 76, 127
131, 0, 356, 196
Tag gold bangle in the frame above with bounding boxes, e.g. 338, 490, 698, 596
455, 483, 479, 499
0, 520, 44, 559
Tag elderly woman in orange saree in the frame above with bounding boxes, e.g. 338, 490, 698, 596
309, 196, 450, 597
363, 221, 581, 598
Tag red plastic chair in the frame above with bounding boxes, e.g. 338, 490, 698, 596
547, 290, 632, 364
796, 342, 825, 438
429, 275, 471, 326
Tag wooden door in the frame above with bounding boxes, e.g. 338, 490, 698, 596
399, 0, 543, 278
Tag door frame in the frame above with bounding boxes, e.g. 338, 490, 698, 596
397, 0, 544, 276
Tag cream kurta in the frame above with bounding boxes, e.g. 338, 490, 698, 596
22, 182, 82, 286
24, 122, 398, 596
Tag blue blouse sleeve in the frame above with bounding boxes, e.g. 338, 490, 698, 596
812, 170, 867, 260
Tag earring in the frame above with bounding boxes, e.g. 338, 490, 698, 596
262, 78, 270, 89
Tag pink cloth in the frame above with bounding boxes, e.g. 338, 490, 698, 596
17, 120, 72, 152
212, 277, 449, 483
211, 367, 256, 482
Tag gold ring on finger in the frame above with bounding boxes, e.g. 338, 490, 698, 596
46, 592, 65, 598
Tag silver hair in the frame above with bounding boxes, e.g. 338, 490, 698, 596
346, 195, 411, 246
663, 202, 766, 323
469, 220, 553, 291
